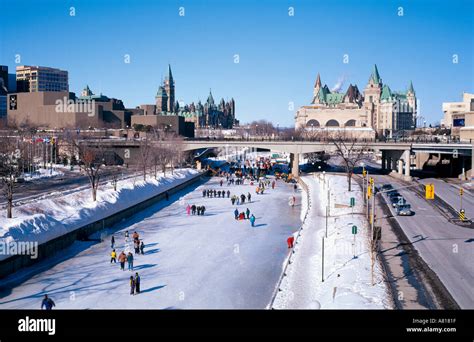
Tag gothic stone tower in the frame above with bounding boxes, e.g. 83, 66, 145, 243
155, 85, 168, 113
364, 64, 383, 130
164, 64, 175, 113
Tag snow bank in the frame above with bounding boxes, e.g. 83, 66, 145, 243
273, 174, 390, 309
0, 169, 200, 261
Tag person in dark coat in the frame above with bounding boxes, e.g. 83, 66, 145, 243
41, 294, 55, 310
130, 276, 136, 295
234, 208, 239, 220
201, 206, 206, 215
111, 235, 115, 249
191, 204, 196, 215
135, 273, 141, 294
127, 252, 134, 271
134, 240, 140, 254
246, 208, 250, 219
247, 192, 251, 202
241, 194, 246, 204
227, 190, 230, 198
213, 190, 217, 197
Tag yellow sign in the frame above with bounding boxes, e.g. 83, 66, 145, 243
367, 185, 372, 198
369, 177, 374, 186
362, 168, 367, 177
459, 209, 465, 221
460, 188, 464, 196
425, 184, 435, 200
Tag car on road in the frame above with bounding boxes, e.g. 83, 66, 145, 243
381, 184, 393, 191
397, 204, 413, 216
388, 191, 400, 200
391, 196, 406, 208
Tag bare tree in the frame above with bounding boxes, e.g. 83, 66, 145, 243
73, 137, 105, 202
0, 132, 24, 218
138, 134, 151, 181
330, 133, 369, 191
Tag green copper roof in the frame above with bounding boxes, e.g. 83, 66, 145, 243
325, 93, 344, 105
370, 64, 381, 84
380, 85, 392, 101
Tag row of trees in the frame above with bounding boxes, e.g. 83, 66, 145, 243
0, 127, 186, 218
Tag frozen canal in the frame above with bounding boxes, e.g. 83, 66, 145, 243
0, 176, 302, 309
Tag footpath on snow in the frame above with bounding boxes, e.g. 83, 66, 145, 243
273, 174, 390, 309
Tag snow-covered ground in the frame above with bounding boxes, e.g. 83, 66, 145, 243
23, 167, 64, 181
0, 176, 302, 309
0, 169, 200, 260
273, 174, 390, 309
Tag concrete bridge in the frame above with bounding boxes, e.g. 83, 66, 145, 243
86, 138, 474, 179
181, 140, 474, 179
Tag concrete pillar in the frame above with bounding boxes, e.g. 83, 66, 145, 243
292, 152, 300, 177
381, 151, 386, 170
398, 160, 403, 175
403, 150, 411, 177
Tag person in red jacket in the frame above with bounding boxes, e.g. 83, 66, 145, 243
287, 236, 295, 248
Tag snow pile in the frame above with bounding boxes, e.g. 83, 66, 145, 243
273, 174, 390, 309
0, 169, 200, 261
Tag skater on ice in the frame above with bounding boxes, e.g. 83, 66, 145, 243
127, 252, 134, 271
41, 294, 56, 310
129, 276, 136, 295
119, 251, 127, 270
249, 214, 256, 227
135, 272, 141, 294
110, 249, 117, 263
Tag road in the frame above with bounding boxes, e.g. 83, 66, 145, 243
0, 167, 136, 209
0, 176, 302, 309
373, 174, 474, 308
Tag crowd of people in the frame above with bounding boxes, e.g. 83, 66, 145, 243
109, 230, 146, 295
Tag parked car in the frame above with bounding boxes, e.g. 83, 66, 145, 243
381, 184, 393, 191
397, 204, 413, 216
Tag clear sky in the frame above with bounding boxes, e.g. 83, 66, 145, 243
1, 0, 473, 126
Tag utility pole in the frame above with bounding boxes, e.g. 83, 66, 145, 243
371, 179, 375, 234
325, 205, 328, 238
321, 236, 325, 282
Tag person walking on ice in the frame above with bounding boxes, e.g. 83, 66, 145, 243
135, 272, 141, 294
246, 208, 250, 219
234, 208, 239, 220
111, 235, 115, 249
129, 276, 136, 296
287, 236, 295, 248
110, 249, 117, 263
249, 214, 256, 227
186, 204, 191, 215
41, 294, 56, 310
118, 251, 127, 270
140, 241, 145, 255
127, 252, 134, 271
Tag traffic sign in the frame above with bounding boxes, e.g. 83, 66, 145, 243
459, 209, 465, 221
352, 225, 357, 234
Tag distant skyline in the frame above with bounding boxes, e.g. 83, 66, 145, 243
1, 0, 473, 126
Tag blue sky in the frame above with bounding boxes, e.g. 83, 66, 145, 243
1, 0, 473, 126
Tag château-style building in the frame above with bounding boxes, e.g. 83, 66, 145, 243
295, 65, 417, 137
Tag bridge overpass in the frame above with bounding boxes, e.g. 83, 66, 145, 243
85, 138, 474, 179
